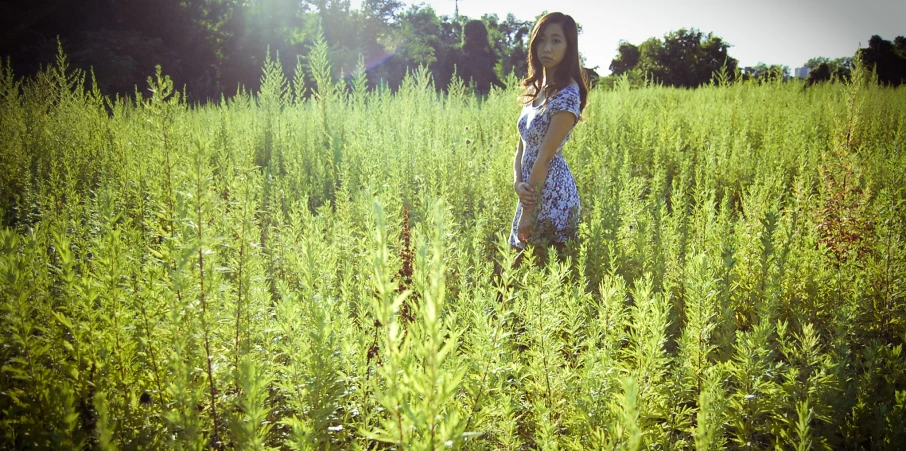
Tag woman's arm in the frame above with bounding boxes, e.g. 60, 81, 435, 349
514, 137, 537, 207
513, 137, 524, 188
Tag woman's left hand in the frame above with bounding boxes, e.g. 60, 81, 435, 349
515, 182, 537, 208
517, 208, 535, 242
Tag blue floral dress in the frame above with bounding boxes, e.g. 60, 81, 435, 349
509, 81, 582, 249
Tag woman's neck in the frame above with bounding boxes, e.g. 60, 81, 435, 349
542, 69, 555, 87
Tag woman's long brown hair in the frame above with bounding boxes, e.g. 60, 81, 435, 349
520, 12, 589, 117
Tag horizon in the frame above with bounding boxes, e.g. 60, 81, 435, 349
350, 0, 904, 74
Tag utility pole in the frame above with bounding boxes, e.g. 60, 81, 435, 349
454, 0, 460, 21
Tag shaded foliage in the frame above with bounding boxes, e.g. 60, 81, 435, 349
1, 0, 221, 98
805, 62, 831, 87
608, 28, 738, 88
452, 20, 505, 94
483, 14, 533, 86
743, 63, 789, 83
606, 29, 903, 90
857, 34, 906, 86
609, 41, 640, 76
805, 56, 853, 82
0, 0, 544, 100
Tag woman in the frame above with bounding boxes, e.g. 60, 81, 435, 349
509, 12, 589, 259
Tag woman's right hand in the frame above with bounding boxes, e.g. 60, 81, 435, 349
514, 182, 536, 208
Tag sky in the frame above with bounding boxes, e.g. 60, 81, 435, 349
350, 0, 904, 74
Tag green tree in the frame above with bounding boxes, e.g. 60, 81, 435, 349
895, 36, 906, 58
804, 56, 852, 81
609, 41, 640, 76
1, 0, 223, 100
857, 35, 906, 86
452, 20, 504, 94
367, 5, 447, 90
357, 0, 404, 74
804, 62, 831, 87
804, 56, 830, 69
218, 0, 310, 95
618, 29, 737, 87
482, 14, 532, 80
743, 63, 789, 82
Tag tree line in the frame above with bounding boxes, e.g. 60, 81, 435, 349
607, 29, 906, 88
2, 1, 903, 102
1, 0, 529, 101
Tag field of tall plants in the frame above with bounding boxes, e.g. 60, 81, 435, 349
1, 38, 905, 450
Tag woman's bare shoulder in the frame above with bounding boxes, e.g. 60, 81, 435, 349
552, 80, 580, 98
564, 79, 580, 94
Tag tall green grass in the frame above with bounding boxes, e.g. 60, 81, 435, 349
1, 39, 905, 449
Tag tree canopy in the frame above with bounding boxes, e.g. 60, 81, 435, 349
804, 62, 831, 87
608, 28, 738, 88
6, 2, 902, 98
0, 0, 535, 100
804, 56, 853, 81
607, 28, 905, 88
858, 35, 906, 86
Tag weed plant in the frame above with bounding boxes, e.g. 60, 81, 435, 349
1, 39, 905, 449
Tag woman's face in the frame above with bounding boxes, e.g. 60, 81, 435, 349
536, 22, 567, 71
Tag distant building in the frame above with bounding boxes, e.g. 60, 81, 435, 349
794, 67, 810, 78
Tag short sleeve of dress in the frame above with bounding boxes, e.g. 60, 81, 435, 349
547, 86, 581, 123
